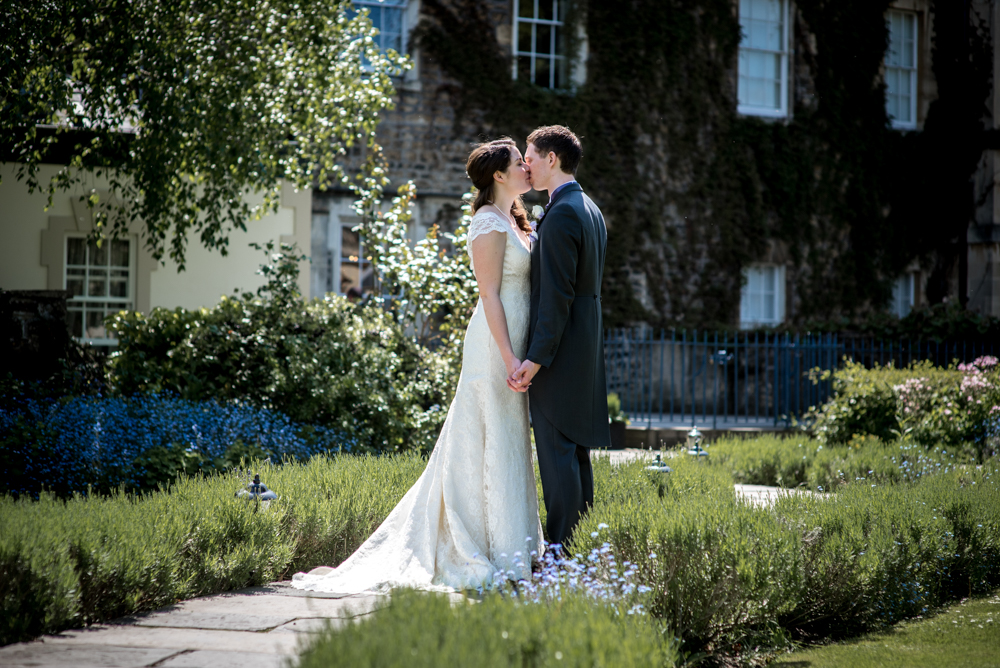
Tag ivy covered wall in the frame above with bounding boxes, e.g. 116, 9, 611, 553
406, 0, 994, 329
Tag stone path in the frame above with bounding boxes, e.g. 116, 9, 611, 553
2, 450, 810, 667
0, 583, 387, 668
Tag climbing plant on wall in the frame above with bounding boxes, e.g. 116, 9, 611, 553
415, 0, 993, 329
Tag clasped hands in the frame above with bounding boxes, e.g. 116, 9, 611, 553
505, 357, 541, 393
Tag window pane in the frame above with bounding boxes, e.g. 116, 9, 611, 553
361, 262, 376, 293
341, 262, 360, 295
86, 308, 107, 339
749, 20, 767, 50
519, 0, 534, 18
89, 240, 108, 266
538, 0, 553, 21
67, 238, 86, 265
518, 21, 533, 54
110, 279, 128, 298
534, 56, 550, 87
88, 273, 107, 297
341, 226, 360, 260
537, 23, 552, 57
518, 55, 532, 81
66, 277, 84, 298
111, 239, 129, 267
67, 308, 83, 338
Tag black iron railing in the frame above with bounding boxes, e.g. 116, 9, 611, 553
604, 329, 999, 427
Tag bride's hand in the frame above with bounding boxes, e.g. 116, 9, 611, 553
506, 356, 522, 379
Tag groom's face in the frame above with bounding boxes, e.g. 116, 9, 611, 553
524, 143, 550, 191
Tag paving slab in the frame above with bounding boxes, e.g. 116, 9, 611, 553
136, 592, 384, 620
134, 612, 297, 632
271, 617, 352, 634
157, 649, 291, 668
0, 642, 180, 668
41, 625, 302, 655
735, 484, 812, 507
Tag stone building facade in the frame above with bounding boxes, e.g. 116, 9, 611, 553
311, 0, 1000, 326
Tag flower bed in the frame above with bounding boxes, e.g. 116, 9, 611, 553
0, 393, 345, 498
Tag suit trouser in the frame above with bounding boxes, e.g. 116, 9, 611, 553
530, 403, 594, 547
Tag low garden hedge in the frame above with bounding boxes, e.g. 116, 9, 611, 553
3, 446, 998, 665
296, 588, 679, 668
708, 433, 969, 492
0, 453, 425, 645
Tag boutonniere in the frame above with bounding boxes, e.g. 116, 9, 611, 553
528, 220, 538, 243
532, 204, 545, 223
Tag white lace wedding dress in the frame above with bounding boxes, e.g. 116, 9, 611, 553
291, 211, 543, 594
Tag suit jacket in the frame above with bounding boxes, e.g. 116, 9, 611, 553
526, 182, 611, 449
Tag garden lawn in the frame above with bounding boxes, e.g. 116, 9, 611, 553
772, 591, 1000, 667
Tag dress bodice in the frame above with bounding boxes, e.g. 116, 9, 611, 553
467, 211, 532, 297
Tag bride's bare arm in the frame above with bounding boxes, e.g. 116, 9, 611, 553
470, 230, 521, 378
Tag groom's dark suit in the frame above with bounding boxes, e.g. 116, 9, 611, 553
526, 182, 610, 546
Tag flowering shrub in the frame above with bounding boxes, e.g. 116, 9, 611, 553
0, 393, 345, 498
895, 356, 1000, 454
809, 358, 1000, 454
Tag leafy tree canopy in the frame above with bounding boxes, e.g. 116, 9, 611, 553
1, 0, 408, 268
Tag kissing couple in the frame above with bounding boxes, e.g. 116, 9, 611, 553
293, 125, 610, 594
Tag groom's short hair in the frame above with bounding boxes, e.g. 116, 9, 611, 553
527, 125, 582, 175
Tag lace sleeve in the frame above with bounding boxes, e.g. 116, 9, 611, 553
467, 212, 511, 275
467, 212, 510, 244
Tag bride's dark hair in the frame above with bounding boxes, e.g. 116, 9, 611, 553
466, 138, 531, 234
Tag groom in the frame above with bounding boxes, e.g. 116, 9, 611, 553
509, 125, 611, 548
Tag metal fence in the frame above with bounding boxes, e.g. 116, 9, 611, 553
604, 329, 1000, 428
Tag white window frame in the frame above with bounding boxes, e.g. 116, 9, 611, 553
353, 0, 408, 66
737, 0, 790, 119
512, 0, 567, 90
885, 10, 918, 130
739, 264, 786, 328
889, 272, 917, 318
64, 235, 134, 346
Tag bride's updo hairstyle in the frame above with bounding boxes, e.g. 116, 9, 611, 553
466, 138, 531, 234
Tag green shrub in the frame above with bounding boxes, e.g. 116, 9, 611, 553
708, 434, 973, 492
808, 361, 906, 444
295, 589, 679, 668
708, 434, 822, 488
0, 453, 426, 645
808, 358, 1000, 453
569, 457, 801, 652
775, 464, 1000, 637
106, 244, 453, 453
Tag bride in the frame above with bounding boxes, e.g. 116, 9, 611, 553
291, 138, 543, 594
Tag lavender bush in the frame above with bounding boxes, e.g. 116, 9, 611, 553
0, 393, 346, 497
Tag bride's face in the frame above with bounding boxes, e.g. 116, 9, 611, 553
497, 148, 532, 195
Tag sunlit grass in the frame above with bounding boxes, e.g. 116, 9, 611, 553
772, 591, 1000, 667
